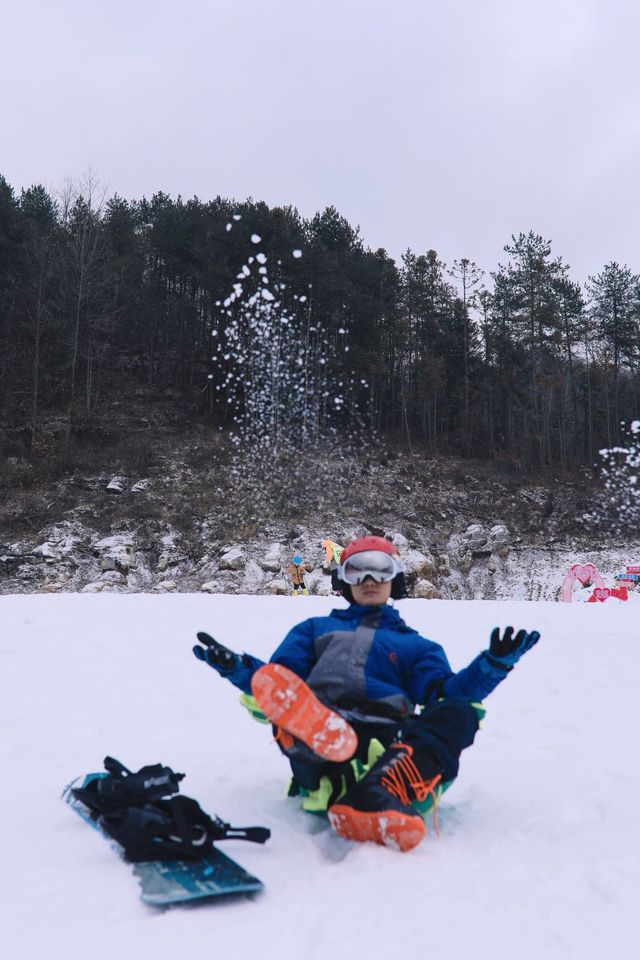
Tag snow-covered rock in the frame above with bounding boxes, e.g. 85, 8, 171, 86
32, 542, 63, 561
260, 542, 283, 572
412, 578, 441, 599
304, 568, 332, 596
100, 570, 126, 585
242, 559, 266, 593
200, 580, 221, 593
404, 548, 436, 581
41, 581, 63, 593
489, 523, 510, 557
131, 478, 151, 492
93, 535, 137, 573
219, 546, 246, 571
80, 581, 106, 593
391, 532, 409, 550
462, 523, 488, 553
266, 578, 289, 595
106, 476, 127, 494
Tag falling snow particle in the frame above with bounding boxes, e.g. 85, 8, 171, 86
226, 224, 232, 232
293, 249, 302, 258
251, 234, 261, 244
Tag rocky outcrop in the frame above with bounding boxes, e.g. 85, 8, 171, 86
1, 456, 637, 600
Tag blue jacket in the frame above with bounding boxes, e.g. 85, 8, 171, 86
225, 604, 510, 719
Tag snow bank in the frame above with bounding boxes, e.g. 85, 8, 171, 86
1, 594, 637, 960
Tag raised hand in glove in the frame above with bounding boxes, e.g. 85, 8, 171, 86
193, 632, 261, 691
485, 626, 541, 671
193, 632, 245, 673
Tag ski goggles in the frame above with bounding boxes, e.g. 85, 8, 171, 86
337, 550, 403, 585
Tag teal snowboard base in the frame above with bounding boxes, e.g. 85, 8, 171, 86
63, 773, 265, 906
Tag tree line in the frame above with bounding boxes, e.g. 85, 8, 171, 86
0, 171, 638, 472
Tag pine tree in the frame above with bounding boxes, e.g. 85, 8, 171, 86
586, 262, 640, 445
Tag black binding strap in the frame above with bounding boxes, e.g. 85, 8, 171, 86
99, 796, 270, 862
71, 757, 185, 816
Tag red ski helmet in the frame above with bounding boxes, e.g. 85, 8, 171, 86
337, 536, 407, 602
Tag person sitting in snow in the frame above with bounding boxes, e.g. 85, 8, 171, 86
194, 535, 540, 852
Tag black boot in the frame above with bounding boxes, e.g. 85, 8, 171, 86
328, 743, 442, 852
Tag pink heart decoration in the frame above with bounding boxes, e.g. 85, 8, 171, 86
592, 588, 611, 602
572, 563, 596, 584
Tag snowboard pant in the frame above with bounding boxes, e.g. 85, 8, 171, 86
281, 698, 481, 792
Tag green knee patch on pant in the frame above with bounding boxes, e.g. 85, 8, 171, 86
289, 738, 387, 815
239, 693, 269, 724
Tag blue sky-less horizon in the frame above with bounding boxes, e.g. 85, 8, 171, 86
3, 0, 640, 284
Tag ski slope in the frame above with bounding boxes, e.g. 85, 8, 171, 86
2, 593, 638, 960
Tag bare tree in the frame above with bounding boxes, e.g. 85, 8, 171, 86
57, 171, 109, 445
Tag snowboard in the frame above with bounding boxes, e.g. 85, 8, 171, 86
63, 772, 265, 906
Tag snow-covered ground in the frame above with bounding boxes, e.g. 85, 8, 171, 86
2, 593, 638, 960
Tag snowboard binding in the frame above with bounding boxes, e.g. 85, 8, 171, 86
71, 756, 185, 816
68, 756, 271, 863
99, 795, 270, 862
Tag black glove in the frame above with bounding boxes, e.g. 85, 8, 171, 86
486, 626, 541, 670
193, 632, 243, 674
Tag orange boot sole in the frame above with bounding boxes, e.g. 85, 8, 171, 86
327, 804, 426, 852
251, 663, 357, 762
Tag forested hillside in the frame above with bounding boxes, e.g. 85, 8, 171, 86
1, 172, 639, 476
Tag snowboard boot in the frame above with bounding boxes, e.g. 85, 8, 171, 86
327, 743, 442, 852
251, 663, 358, 763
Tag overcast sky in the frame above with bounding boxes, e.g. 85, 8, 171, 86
3, 0, 640, 283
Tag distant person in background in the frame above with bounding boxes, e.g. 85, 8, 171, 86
322, 538, 343, 593
286, 555, 309, 596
